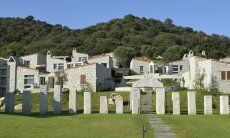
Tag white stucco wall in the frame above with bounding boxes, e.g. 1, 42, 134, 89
20, 54, 46, 69
88, 55, 113, 69
130, 59, 150, 74
46, 53, 66, 73
16, 66, 40, 92
72, 48, 89, 62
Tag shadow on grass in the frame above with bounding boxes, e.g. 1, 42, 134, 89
0, 109, 133, 118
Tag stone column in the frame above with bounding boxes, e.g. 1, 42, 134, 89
220, 95, 229, 115
84, 92, 91, 114
39, 85, 48, 115
204, 95, 212, 115
69, 90, 77, 114
5, 92, 15, 114
116, 98, 123, 114
172, 92, 180, 115
53, 85, 62, 114
187, 91, 196, 115
129, 90, 134, 110
132, 88, 140, 114
100, 96, 108, 114
22, 90, 31, 115
156, 88, 165, 114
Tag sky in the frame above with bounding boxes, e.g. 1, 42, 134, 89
0, 0, 229, 37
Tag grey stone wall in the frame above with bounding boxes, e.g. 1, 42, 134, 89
69, 90, 77, 114
84, 92, 91, 114
204, 95, 212, 115
53, 85, 62, 114
39, 85, 48, 115
100, 96, 108, 114
172, 92, 180, 115
156, 88, 165, 114
187, 91, 196, 115
22, 90, 31, 115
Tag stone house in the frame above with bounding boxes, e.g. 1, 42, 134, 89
63, 63, 115, 92
88, 55, 113, 69
130, 59, 153, 74
20, 54, 46, 69
0, 56, 46, 96
182, 57, 230, 93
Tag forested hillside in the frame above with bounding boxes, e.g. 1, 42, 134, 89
0, 14, 229, 62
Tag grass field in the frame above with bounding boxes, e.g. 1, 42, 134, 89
160, 115, 230, 138
157, 90, 230, 138
0, 114, 153, 137
0, 91, 154, 137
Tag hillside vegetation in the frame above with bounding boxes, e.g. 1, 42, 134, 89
0, 14, 229, 62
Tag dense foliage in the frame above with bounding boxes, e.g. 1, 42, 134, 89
0, 14, 229, 62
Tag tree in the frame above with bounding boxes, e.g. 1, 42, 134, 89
162, 45, 187, 62
113, 46, 137, 68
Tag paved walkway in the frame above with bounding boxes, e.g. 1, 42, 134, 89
141, 92, 175, 138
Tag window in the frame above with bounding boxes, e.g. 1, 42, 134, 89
0, 69, 7, 75
140, 66, 144, 74
53, 64, 57, 69
79, 57, 88, 62
40, 77, 46, 85
26, 61, 30, 67
58, 63, 64, 70
221, 71, 226, 80
80, 75, 86, 84
180, 65, 183, 71
227, 71, 230, 80
150, 65, 153, 73
1, 77, 6, 85
67, 64, 73, 68
24, 75, 34, 88
54, 63, 64, 70
172, 65, 179, 73
101, 63, 107, 67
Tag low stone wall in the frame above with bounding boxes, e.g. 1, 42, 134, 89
115, 87, 131, 92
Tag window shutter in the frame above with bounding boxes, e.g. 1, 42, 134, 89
80, 75, 86, 84
221, 71, 226, 80
227, 71, 230, 80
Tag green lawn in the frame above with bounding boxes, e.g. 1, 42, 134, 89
157, 90, 230, 138
160, 115, 230, 138
0, 114, 153, 137
0, 91, 154, 137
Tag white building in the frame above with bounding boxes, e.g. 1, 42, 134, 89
63, 63, 114, 92
130, 59, 155, 74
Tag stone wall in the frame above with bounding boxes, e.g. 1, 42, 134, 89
88, 55, 113, 69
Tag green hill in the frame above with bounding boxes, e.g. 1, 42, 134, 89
0, 14, 229, 61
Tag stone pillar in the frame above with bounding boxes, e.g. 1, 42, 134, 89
84, 92, 91, 114
132, 88, 140, 114
53, 85, 62, 114
5, 92, 15, 114
204, 95, 212, 115
116, 98, 123, 114
100, 96, 108, 114
187, 91, 196, 115
156, 88, 165, 114
22, 90, 31, 115
220, 95, 229, 115
39, 85, 48, 115
172, 92, 180, 115
129, 90, 134, 110
69, 90, 77, 114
